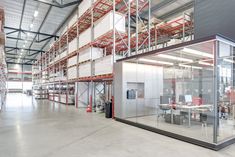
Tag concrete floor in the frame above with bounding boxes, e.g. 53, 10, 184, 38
0, 94, 235, 157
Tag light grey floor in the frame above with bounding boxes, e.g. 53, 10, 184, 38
0, 93, 235, 157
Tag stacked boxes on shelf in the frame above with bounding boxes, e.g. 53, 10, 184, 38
68, 38, 78, 54
79, 62, 92, 77
42, 71, 49, 83
32, 0, 126, 105
68, 66, 77, 80
79, 28, 91, 48
78, 47, 103, 78
94, 55, 122, 76
78, 47, 103, 63
68, 56, 77, 67
78, 0, 97, 17
68, 55, 78, 80
94, 11, 126, 39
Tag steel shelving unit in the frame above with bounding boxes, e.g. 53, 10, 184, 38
32, 0, 193, 111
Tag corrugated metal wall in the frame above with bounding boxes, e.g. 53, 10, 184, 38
194, 0, 235, 40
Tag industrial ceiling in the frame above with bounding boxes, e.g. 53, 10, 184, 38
0, 0, 193, 65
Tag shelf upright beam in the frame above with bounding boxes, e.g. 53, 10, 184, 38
90, 0, 95, 112
59, 36, 61, 103
76, 6, 79, 108
182, 12, 185, 42
148, 0, 151, 51
113, 0, 116, 59
128, 0, 131, 56
66, 26, 69, 106
135, 0, 138, 55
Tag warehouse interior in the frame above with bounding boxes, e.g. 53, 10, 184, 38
0, 0, 235, 156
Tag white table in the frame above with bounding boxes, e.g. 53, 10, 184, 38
168, 104, 213, 127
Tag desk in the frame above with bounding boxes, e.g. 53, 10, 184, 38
177, 104, 212, 127
160, 104, 213, 127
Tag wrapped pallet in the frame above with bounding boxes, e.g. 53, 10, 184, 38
79, 62, 92, 77
68, 66, 77, 79
60, 50, 67, 59
94, 55, 122, 76
78, 0, 97, 17
68, 14, 77, 27
68, 37, 78, 54
94, 11, 126, 39
79, 47, 103, 63
60, 94, 74, 104
68, 55, 78, 67
79, 28, 91, 48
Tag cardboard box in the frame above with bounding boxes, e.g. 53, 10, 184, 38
78, 0, 97, 17
79, 28, 91, 48
68, 55, 78, 67
94, 55, 113, 76
68, 66, 77, 79
79, 61, 92, 77
68, 38, 78, 54
79, 47, 103, 63
94, 11, 126, 39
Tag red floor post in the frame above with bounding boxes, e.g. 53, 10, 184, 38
86, 95, 92, 112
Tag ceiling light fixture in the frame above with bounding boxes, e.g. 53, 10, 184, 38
34, 10, 39, 17
23, 45, 25, 48
179, 64, 202, 70
223, 58, 235, 64
198, 61, 213, 66
158, 54, 193, 62
30, 23, 33, 28
182, 48, 214, 58
139, 58, 174, 65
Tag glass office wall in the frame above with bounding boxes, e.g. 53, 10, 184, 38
217, 40, 235, 142
114, 35, 235, 147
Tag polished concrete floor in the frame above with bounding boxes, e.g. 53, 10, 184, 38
0, 93, 235, 157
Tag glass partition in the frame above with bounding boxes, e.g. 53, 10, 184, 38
114, 35, 235, 148
217, 40, 235, 142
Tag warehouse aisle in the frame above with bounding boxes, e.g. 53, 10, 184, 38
0, 93, 235, 157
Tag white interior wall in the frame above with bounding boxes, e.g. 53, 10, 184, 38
114, 62, 163, 119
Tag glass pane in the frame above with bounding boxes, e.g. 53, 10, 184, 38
217, 41, 235, 142
134, 40, 216, 143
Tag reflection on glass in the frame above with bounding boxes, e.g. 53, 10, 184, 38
115, 36, 235, 146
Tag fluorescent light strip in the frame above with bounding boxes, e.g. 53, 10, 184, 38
158, 54, 193, 62
223, 58, 235, 64
198, 61, 213, 66
34, 10, 39, 17
183, 48, 214, 58
139, 58, 173, 65
179, 64, 202, 70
